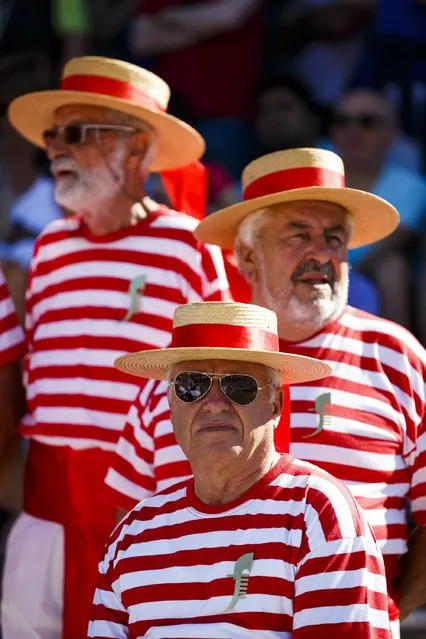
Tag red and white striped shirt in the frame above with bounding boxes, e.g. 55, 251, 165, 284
21, 206, 230, 450
0, 267, 25, 365
92, 456, 390, 638
104, 306, 426, 620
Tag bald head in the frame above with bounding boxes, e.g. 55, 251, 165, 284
331, 88, 398, 169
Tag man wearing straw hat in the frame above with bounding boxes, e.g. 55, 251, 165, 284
193, 148, 426, 636
106, 147, 426, 637
89, 300, 391, 638
2, 56, 232, 639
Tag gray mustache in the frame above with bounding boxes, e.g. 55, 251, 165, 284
292, 260, 335, 282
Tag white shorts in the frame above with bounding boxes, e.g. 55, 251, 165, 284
1, 512, 64, 639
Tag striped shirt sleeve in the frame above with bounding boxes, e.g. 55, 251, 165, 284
409, 410, 426, 526
198, 242, 231, 302
0, 267, 25, 365
88, 563, 128, 638
294, 537, 390, 638
103, 382, 157, 511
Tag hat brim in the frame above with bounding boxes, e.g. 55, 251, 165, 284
115, 346, 331, 384
193, 186, 399, 249
8, 90, 205, 172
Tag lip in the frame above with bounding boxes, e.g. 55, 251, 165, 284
298, 273, 331, 285
197, 423, 236, 433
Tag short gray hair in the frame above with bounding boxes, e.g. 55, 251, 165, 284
104, 107, 158, 170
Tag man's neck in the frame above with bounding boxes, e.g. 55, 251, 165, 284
192, 447, 280, 506
81, 194, 148, 236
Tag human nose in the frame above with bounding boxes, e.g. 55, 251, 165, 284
305, 236, 332, 265
200, 377, 231, 413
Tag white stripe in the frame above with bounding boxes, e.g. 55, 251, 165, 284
128, 593, 291, 622
293, 604, 390, 629
120, 557, 295, 591
93, 588, 126, 612
344, 480, 409, 498
27, 377, 137, 402
32, 435, 117, 451
87, 620, 127, 639
141, 623, 290, 639
29, 348, 133, 368
296, 567, 387, 596
364, 507, 406, 526
291, 443, 404, 471
105, 468, 153, 503
117, 527, 300, 565
0, 326, 24, 352
31, 406, 125, 430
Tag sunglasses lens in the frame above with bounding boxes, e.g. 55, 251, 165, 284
64, 125, 83, 145
220, 374, 258, 405
42, 128, 57, 145
174, 372, 211, 403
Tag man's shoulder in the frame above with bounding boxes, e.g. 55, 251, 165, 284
278, 456, 368, 541
339, 306, 426, 363
108, 478, 189, 550
36, 215, 81, 243
149, 205, 200, 234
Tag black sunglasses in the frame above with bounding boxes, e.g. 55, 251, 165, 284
42, 123, 137, 147
332, 113, 389, 129
171, 371, 270, 406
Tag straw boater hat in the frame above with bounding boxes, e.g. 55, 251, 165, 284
8, 56, 204, 172
115, 301, 331, 383
194, 148, 399, 249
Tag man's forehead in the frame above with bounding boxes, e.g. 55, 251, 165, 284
267, 201, 351, 230
53, 104, 110, 125
170, 359, 270, 376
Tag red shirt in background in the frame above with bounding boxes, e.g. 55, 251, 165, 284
139, 0, 264, 119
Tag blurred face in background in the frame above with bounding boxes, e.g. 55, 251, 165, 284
255, 86, 320, 152
46, 105, 130, 215
330, 89, 397, 170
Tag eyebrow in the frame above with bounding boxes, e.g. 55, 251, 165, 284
285, 222, 348, 234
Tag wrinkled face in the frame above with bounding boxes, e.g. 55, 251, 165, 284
45, 104, 134, 213
243, 201, 350, 329
255, 87, 319, 151
168, 359, 282, 466
331, 90, 396, 166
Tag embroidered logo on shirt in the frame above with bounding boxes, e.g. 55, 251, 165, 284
303, 392, 332, 438
122, 275, 147, 322
222, 552, 254, 612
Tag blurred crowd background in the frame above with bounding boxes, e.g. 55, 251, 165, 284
0, 1, 426, 635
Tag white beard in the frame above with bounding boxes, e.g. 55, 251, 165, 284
53, 143, 127, 213
260, 264, 349, 334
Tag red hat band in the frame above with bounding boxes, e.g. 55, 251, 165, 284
243, 166, 345, 201
60, 74, 164, 112
171, 323, 279, 352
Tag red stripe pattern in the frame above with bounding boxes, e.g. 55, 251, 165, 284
243, 167, 344, 201
21, 205, 230, 451
92, 457, 391, 638
104, 307, 426, 622
171, 323, 279, 350
0, 267, 25, 365
61, 74, 164, 111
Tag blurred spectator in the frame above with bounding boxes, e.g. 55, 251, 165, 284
204, 160, 239, 215
126, 0, 265, 176
254, 74, 325, 154
331, 87, 426, 329
266, 0, 376, 104
0, 0, 60, 64
0, 151, 62, 324
0, 51, 58, 323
